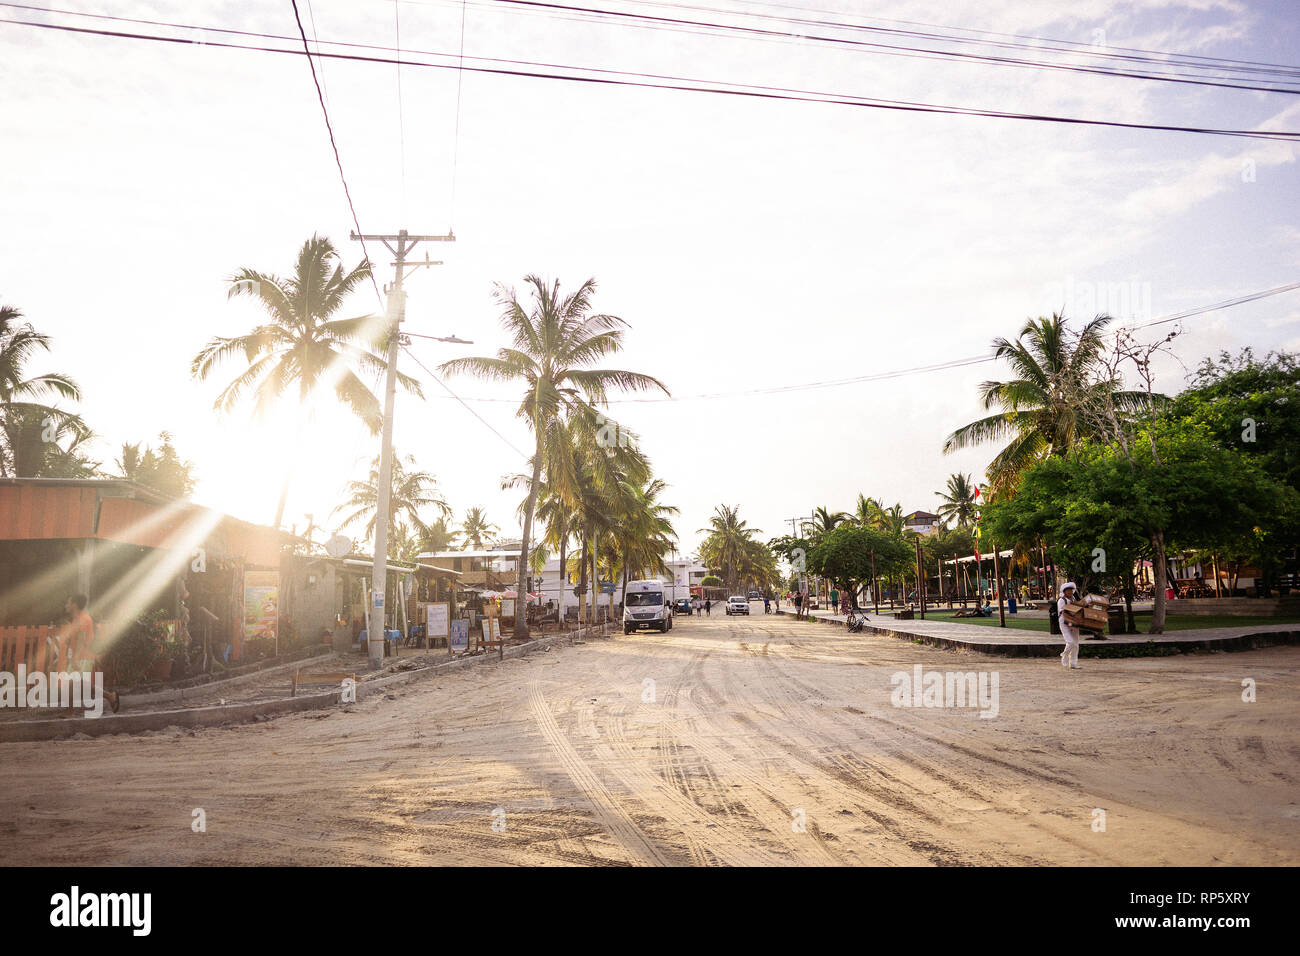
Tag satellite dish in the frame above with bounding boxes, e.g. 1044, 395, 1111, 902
325, 534, 352, 558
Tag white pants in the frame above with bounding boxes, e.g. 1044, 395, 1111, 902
1060, 625, 1080, 666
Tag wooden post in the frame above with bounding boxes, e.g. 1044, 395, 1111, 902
993, 546, 1006, 628
871, 550, 879, 615
956, 552, 966, 608
914, 536, 925, 619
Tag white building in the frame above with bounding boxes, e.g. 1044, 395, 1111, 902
418, 545, 707, 615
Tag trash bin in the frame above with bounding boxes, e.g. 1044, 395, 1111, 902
1107, 604, 1127, 635
1007, 595, 1017, 615
1048, 602, 1061, 635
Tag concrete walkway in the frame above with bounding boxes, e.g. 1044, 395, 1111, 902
776, 607, 1300, 657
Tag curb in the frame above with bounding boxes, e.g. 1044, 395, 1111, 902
0, 631, 581, 743
119, 651, 337, 707
775, 608, 1300, 657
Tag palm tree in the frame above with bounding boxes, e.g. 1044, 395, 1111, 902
333, 453, 450, 557
852, 493, 883, 528
0, 304, 88, 477
698, 504, 761, 593
879, 503, 909, 537
191, 235, 422, 528
808, 505, 849, 544
936, 472, 978, 529
459, 507, 498, 549
612, 478, 679, 599
419, 516, 459, 554
439, 275, 668, 638
942, 313, 1157, 496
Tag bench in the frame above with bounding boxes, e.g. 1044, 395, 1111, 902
894, 608, 915, 620
291, 670, 356, 697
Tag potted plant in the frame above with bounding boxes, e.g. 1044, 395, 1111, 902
105, 610, 166, 688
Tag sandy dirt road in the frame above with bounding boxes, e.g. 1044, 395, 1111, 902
2, 610, 1297, 866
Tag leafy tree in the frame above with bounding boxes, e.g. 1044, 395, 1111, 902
807, 524, 911, 607
983, 423, 1298, 632
116, 432, 196, 497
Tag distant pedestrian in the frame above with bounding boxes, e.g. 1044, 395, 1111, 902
830, 587, 839, 613
705, 599, 712, 616
763, 595, 771, 614
794, 591, 803, 620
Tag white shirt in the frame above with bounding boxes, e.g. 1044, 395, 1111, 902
1058, 595, 1081, 638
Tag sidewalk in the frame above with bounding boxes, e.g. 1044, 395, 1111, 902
777, 607, 1300, 657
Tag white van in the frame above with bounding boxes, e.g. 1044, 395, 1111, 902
623, 579, 672, 634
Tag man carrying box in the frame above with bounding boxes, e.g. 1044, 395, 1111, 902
1057, 582, 1083, 669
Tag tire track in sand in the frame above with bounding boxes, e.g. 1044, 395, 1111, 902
529, 680, 668, 866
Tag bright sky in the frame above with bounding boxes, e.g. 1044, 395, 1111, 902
3, 0, 1299, 556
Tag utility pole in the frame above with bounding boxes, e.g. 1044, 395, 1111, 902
351, 228, 455, 668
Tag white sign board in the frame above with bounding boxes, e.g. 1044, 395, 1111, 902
500, 598, 516, 618
425, 602, 450, 639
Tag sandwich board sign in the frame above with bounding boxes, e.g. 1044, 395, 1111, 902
449, 618, 469, 654
425, 602, 450, 641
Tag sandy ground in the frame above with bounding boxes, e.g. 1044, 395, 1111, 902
2, 611, 1297, 866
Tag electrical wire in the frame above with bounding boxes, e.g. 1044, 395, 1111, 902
286, 0, 386, 310
5, 13, 1298, 141
450, 0, 468, 223
405, 280, 1300, 405
475, 0, 1300, 94
394, 0, 407, 210
400, 345, 531, 457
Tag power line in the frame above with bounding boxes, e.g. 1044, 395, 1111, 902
1138, 280, 1300, 329
597, 0, 1300, 80
394, 0, 407, 210
286, 0, 385, 310
399, 345, 530, 457
407, 280, 1300, 405
399, 0, 1300, 88
6, 13, 1298, 142
476, 0, 1300, 95
450, 0, 468, 222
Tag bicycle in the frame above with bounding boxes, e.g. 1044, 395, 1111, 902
845, 607, 865, 633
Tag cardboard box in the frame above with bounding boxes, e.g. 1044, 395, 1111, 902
1083, 593, 1109, 608
1082, 606, 1109, 628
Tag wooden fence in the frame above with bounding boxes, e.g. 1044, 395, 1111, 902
0, 625, 67, 673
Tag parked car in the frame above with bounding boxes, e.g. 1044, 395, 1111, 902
726, 595, 750, 615
747, 590, 761, 600
673, 597, 693, 615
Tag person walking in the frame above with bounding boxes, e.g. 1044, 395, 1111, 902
704, 598, 712, 616
1058, 581, 1082, 669
794, 590, 803, 620
62, 593, 119, 713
